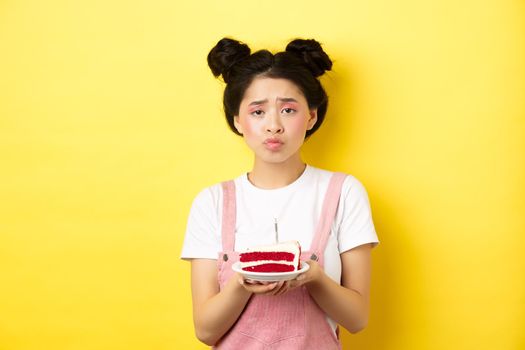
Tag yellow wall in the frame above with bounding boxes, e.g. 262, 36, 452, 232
1, 0, 524, 349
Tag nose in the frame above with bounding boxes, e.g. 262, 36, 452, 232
265, 112, 284, 134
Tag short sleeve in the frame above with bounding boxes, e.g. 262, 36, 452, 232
337, 176, 379, 253
180, 186, 222, 260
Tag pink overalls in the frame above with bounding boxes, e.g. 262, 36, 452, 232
215, 173, 347, 349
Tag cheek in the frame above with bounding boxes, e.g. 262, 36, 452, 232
238, 118, 258, 137
286, 117, 310, 135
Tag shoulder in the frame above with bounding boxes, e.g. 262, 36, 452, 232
190, 174, 246, 209
303, 165, 334, 188
307, 165, 369, 194
192, 183, 220, 205
341, 174, 369, 198
189, 181, 224, 215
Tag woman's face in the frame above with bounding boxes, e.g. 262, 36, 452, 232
234, 77, 317, 166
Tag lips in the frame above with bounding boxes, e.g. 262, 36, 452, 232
264, 138, 284, 151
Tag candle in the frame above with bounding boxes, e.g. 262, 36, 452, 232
274, 217, 279, 243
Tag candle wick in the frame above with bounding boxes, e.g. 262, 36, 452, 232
274, 217, 279, 243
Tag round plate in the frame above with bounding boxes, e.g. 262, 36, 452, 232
232, 262, 309, 282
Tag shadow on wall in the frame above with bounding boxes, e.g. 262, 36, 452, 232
303, 63, 426, 349
302, 62, 356, 170
303, 54, 379, 171
339, 194, 425, 349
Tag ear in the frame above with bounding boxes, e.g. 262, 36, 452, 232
233, 116, 243, 134
307, 109, 318, 130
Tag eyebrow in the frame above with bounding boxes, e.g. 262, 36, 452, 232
248, 97, 299, 106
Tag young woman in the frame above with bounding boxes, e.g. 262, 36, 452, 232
181, 37, 379, 349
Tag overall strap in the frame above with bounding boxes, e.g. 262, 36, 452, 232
309, 172, 347, 262
221, 180, 236, 252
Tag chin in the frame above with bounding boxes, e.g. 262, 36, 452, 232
259, 155, 297, 165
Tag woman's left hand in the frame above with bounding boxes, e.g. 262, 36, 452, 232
272, 259, 323, 296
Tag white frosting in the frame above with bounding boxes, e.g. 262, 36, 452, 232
241, 260, 295, 268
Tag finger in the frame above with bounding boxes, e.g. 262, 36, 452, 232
285, 279, 296, 289
274, 281, 291, 296
262, 282, 279, 293
287, 276, 307, 290
248, 282, 278, 294
270, 281, 287, 295
243, 278, 262, 285
296, 273, 306, 281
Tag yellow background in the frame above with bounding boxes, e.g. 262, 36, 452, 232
1, 0, 524, 349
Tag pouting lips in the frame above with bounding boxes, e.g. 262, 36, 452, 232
263, 139, 283, 151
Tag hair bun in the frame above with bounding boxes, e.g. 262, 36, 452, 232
285, 39, 332, 77
207, 38, 251, 83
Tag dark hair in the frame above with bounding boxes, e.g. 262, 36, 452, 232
207, 37, 332, 137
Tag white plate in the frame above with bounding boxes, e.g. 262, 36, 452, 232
232, 262, 309, 282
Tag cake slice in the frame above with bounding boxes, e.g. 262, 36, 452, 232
239, 240, 301, 273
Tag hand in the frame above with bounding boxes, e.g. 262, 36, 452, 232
286, 259, 323, 291
237, 277, 289, 296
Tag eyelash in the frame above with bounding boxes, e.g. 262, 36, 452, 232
250, 108, 296, 116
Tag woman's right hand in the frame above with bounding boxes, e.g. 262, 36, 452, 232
238, 276, 289, 295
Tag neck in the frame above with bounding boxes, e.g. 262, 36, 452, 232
248, 155, 306, 189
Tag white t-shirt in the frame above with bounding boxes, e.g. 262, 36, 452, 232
181, 165, 379, 333
181, 165, 379, 282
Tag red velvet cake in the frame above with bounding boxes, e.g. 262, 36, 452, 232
239, 241, 301, 273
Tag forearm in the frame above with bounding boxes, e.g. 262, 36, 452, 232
306, 273, 369, 333
193, 274, 252, 345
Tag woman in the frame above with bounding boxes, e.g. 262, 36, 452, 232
181, 37, 379, 349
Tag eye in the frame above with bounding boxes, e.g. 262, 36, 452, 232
281, 108, 296, 114
251, 109, 264, 116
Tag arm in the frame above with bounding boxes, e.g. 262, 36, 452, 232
288, 243, 373, 333
190, 259, 283, 345
190, 258, 251, 345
